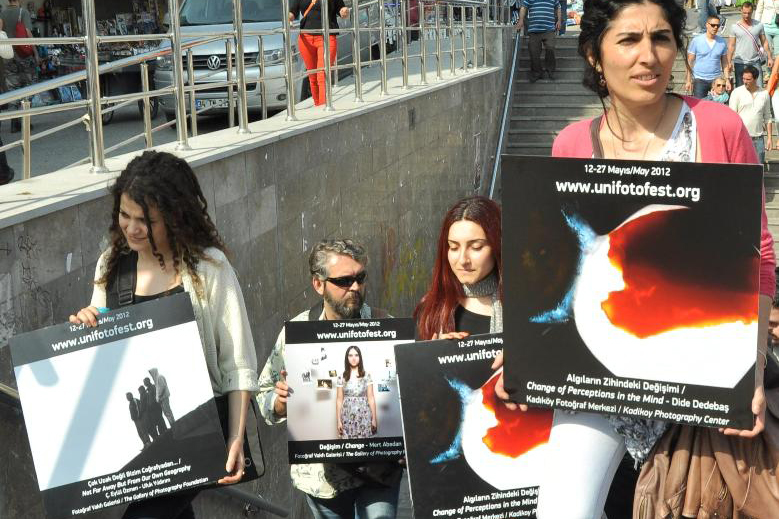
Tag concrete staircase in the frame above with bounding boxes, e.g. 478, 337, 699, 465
505, 34, 688, 157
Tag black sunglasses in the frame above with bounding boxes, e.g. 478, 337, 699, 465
708, 23, 720, 27
326, 271, 367, 288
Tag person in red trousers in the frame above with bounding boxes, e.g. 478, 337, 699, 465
289, 0, 349, 106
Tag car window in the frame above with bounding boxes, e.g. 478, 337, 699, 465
180, 0, 282, 24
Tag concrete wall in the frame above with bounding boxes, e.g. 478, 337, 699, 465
0, 27, 515, 519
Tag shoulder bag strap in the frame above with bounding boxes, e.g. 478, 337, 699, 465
736, 22, 763, 54
590, 115, 604, 159
302, 0, 318, 19
116, 251, 137, 307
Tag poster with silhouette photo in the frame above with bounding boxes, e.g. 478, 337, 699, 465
395, 333, 552, 519
10, 292, 225, 519
501, 155, 763, 430
284, 318, 415, 464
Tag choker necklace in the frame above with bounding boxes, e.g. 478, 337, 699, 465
609, 95, 670, 160
462, 271, 503, 334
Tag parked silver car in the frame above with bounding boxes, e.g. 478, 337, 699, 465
155, 0, 376, 121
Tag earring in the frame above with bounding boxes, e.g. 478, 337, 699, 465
595, 65, 606, 86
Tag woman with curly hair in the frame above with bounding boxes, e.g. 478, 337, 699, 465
69, 150, 259, 519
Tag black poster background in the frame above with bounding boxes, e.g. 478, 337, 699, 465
396, 334, 546, 519
502, 155, 762, 430
10, 294, 226, 518
285, 318, 415, 464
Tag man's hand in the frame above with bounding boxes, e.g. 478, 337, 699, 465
683, 79, 692, 93
288, 12, 295, 22
273, 370, 290, 417
516, 20, 524, 33
726, 78, 732, 92
769, 56, 775, 69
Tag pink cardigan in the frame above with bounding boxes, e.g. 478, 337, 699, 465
552, 95, 776, 297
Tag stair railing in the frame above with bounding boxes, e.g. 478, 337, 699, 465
488, 28, 519, 199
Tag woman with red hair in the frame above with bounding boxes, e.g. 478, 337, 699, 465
414, 196, 503, 340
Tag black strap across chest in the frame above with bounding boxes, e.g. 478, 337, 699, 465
106, 251, 138, 310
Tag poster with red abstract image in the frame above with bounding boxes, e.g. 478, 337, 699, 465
395, 334, 553, 519
501, 155, 763, 430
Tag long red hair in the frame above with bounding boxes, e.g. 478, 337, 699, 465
414, 196, 502, 340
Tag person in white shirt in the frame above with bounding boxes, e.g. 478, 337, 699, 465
729, 64, 773, 163
756, 0, 779, 57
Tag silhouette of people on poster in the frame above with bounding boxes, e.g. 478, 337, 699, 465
149, 368, 175, 427
126, 392, 151, 447
126, 368, 176, 448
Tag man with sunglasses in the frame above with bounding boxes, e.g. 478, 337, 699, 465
686, 15, 731, 99
257, 239, 402, 519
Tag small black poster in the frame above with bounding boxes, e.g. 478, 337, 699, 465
502, 155, 763, 430
395, 334, 553, 519
10, 292, 226, 518
284, 318, 415, 464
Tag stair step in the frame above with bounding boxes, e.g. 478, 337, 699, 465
510, 115, 590, 129
514, 91, 601, 104
507, 129, 559, 143
512, 104, 604, 118
505, 143, 553, 156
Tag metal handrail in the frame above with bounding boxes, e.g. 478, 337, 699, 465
488, 28, 519, 200
0, 0, 509, 180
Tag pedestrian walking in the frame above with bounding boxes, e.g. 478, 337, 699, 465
727, 1, 773, 87
517, 0, 563, 81
755, 0, 779, 56
0, 0, 37, 133
685, 14, 730, 98
730, 64, 773, 162
289, 0, 350, 106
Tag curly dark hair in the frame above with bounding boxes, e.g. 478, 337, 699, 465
579, 0, 686, 99
96, 151, 225, 294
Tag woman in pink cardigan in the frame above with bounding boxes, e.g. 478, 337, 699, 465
534, 0, 777, 516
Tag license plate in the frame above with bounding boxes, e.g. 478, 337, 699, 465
195, 98, 229, 110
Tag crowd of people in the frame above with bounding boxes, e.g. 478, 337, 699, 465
60, 0, 779, 518
686, 1, 779, 163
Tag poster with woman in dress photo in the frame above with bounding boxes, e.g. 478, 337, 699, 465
283, 318, 415, 464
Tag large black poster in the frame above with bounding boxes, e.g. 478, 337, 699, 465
396, 334, 553, 519
10, 292, 225, 518
502, 155, 763, 430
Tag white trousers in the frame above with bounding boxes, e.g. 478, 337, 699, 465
536, 411, 626, 519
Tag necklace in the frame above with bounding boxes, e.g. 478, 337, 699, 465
609, 95, 670, 160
